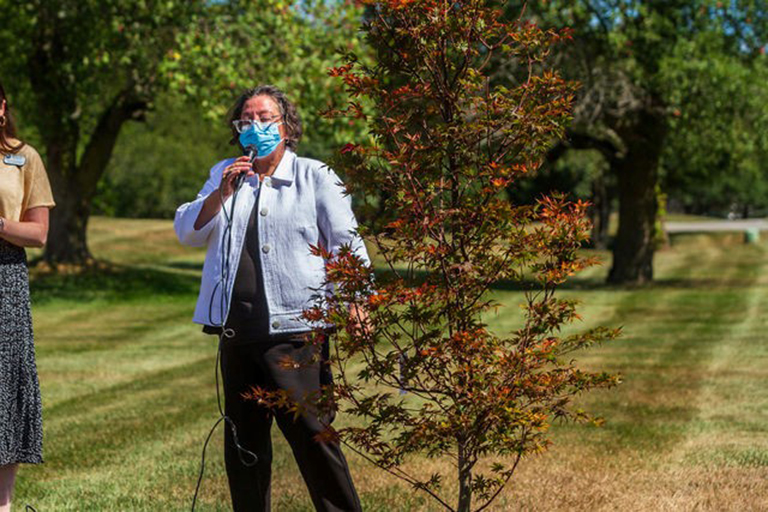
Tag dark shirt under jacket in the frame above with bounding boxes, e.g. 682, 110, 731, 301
227, 201, 270, 339
203, 202, 270, 340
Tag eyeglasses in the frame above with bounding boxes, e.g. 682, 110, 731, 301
232, 116, 282, 133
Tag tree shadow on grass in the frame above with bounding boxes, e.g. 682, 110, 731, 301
162, 261, 204, 271
375, 268, 609, 292
376, 269, 762, 293
37, 262, 754, 307
30, 264, 200, 304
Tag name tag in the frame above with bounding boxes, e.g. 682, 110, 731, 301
3, 154, 26, 167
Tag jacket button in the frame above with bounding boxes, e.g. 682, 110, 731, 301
272, 321, 280, 329
262, 244, 271, 253
260, 207, 269, 216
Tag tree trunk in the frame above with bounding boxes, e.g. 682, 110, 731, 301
27, 3, 94, 266
589, 171, 611, 250
41, 91, 147, 266
607, 108, 667, 285
457, 445, 472, 512
27, 4, 149, 267
44, 145, 93, 265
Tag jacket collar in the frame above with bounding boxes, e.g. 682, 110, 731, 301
271, 149, 296, 184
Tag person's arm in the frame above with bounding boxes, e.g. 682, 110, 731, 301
315, 167, 373, 334
315, 168, 371, 265
175, 157, 254, 247
193, 155, 255, 230
348, 302, 372, 335
0, 207, 50, 248
175, 157, 255, 247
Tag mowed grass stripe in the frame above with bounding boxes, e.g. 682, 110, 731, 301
514, 243, 743, 465
21, 258, 227, 510
670, 246, 768, 470
560, 238, 765, 457
503, 240, 768, 510
20, 329, 227, 509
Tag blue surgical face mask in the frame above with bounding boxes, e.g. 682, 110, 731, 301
239, 122, 284, 158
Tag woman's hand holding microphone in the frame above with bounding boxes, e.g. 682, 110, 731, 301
193, 156, 255, 231
219, 155, 256, 199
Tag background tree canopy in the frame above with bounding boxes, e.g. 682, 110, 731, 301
0, 0, 201, 264
1, 0, 766, 277
93, 0, 369, 219
90, 95, 230, 219
501, 0, 768, 283
0, 0, 366, 259
662, 36, 768, 218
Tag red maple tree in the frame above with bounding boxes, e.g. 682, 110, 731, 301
249, 1, 621, 510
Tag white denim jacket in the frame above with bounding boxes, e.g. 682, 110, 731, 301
174, 150, 370, 334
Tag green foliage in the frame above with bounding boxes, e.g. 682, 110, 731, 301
246, 2, 620, 511
504, 0, 768, 283
160, 0, 369, 162
0, 0, 206, 263
0, 0, 200, 144
523, 1, 767, 103
92, 95, 231, 219
0, 0, 369, 264
527, 1, 768, 209
89, 0, 371, 220
661, 39, 768, 216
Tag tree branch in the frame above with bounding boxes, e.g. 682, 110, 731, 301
545, 129, 623, 166
77, 88, 148, 197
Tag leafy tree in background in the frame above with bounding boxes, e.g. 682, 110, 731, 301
250, 1, 620, 510
97, 0, 366, 220
161, 0, 367, 162
0, 0, 365, 263
506, 1, 768, 284
662, 43, 768, 217
92, 95, 231, 219
0, 0, 201, 265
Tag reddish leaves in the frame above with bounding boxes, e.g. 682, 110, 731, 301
251, 1, 620, 510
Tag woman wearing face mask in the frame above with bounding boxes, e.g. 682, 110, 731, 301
0, 82, 54, 511
175, 85, 367, 512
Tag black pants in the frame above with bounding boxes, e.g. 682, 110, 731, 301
220, 335, 362, 512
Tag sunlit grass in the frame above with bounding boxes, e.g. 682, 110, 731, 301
13, 217, 768, 511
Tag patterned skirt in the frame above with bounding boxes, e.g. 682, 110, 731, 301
0, 239, 43, 464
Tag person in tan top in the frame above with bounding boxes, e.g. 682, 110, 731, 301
0, 81, 55, 512
0, 105, 55, 245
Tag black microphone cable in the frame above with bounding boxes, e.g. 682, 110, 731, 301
191, 150, 260, 511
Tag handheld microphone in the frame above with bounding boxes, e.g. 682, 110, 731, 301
235, 145, 258, 190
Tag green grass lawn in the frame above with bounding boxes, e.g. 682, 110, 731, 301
14, 218, 768, 511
